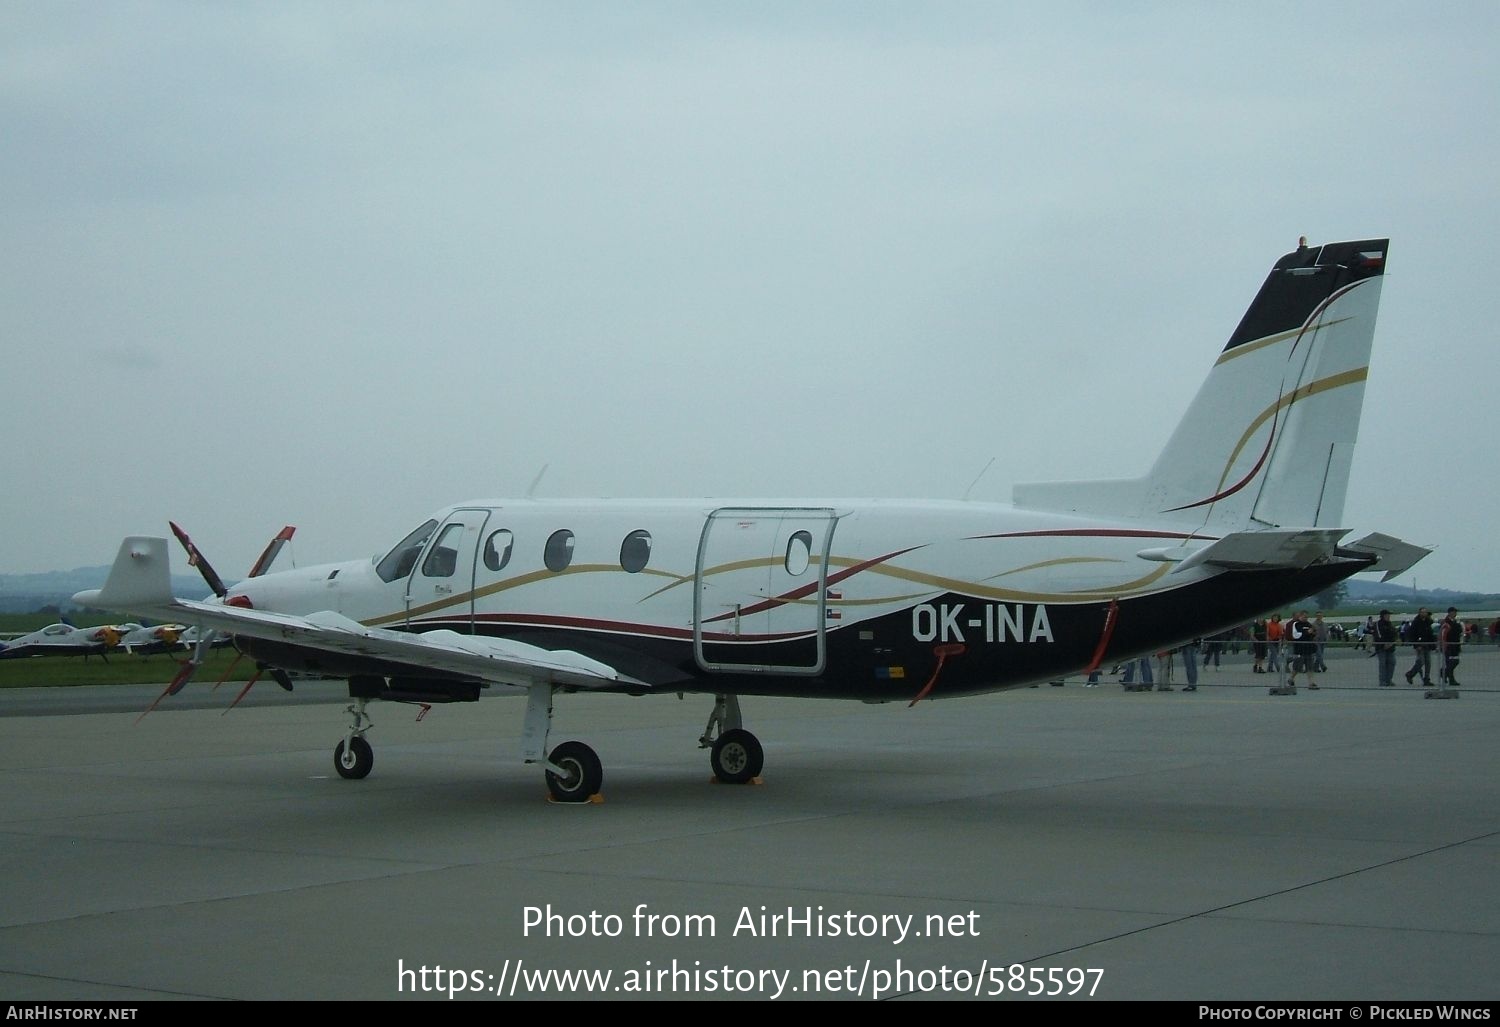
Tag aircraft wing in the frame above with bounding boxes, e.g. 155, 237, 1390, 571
74, 536, 645, 692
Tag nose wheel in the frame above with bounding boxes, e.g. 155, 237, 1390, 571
334, 736, 374, 779
334, 697, 375, 779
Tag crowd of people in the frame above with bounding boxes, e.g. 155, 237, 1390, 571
1087, 606, 1490, 690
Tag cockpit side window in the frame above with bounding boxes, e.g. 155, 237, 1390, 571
375, 519, 439, 583
421, 523, 465, 578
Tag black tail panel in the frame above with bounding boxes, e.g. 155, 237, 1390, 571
1224, 238, 1388, 352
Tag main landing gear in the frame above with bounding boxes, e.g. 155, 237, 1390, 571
542, 739, 604, 803
524, 689, 765, 801
700, 693, 764, 785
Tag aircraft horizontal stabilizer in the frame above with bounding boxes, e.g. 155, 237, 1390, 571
1340, 532, 1432, 582
1168, 528, 1350, 575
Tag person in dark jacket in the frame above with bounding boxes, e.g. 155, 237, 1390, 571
1372, 609, 1399, 687
1404, 608, 1435, 686
1439, 607, 1464, 686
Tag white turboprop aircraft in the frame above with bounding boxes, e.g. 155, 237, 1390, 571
0, 622, 123, 660
77, 237, 1428, 801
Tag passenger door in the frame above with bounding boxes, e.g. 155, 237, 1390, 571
693, 507, 836, 674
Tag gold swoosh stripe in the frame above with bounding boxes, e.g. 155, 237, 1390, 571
368, 543, 1175, 628
1215, 366, 1368, 492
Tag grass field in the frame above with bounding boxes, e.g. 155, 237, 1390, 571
0, 612, 261, 687
0, 612, 118, 634
0, 647, 256, 688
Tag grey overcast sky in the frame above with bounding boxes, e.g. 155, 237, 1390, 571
3, 2, 1497, 593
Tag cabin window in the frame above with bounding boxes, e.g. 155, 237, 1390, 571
421, 523, 465, 578
620, 530, 652, 573
375, 519, 438, 582
544, 529, 575, 572
483, 529, 514, 571
784, 530, 813, 576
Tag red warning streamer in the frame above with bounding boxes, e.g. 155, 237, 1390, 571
909, 643, 967, 707
1083, 599, 1121, 674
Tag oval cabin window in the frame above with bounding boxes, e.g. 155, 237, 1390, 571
784, 530, 813, 576
544, 529, 576, 572
620, 530, 652, 573
483, 529, 514, 571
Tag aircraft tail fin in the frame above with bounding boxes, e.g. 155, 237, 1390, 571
1014, 238, 1389, 534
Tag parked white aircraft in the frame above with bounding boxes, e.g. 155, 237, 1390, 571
0, 622, 122, 659
77, 238, 1427, 801
119, 623, 192, 656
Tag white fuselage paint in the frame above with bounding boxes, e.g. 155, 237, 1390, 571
228, 497, 1207, 652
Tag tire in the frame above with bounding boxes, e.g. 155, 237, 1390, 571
710, 728, 763, 784
334, 736, 374, 779
545, 740, 603, 802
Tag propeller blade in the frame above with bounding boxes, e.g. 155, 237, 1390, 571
247, 526, 296, 578
169, 522, 228, 598
270, 667, 295, 692
210, 650, 245, 691
169, 629, 226, 695
136, 667, 192, 724
165, 659, 198, 697
137, 630, 217, 720
225, 670, 264, 712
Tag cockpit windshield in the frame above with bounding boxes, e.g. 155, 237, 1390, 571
374, 519, 439, 582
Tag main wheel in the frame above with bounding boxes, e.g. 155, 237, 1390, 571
334, 736, 374, 779
545, 740, 603, 802
710, 728, 763, 784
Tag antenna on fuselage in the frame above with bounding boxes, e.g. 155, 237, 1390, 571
526, 463, 549, 499
961, 457, 996, 501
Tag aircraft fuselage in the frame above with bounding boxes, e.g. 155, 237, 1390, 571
227, 498, 1367, 701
